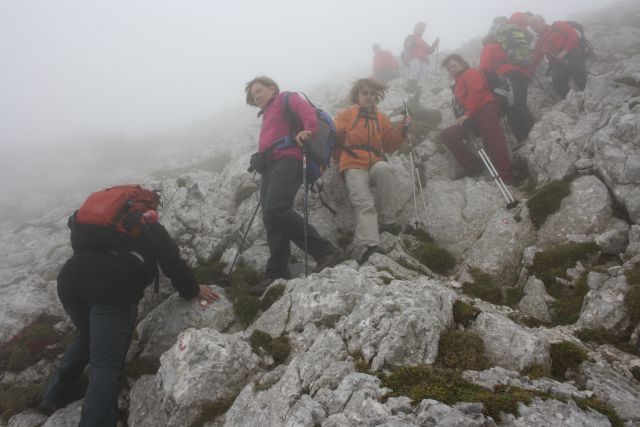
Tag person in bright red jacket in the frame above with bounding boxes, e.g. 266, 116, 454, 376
372, 44, 400, 83
440, 54, 513, 183
480, 13, 536, 144
403, 22, 440, 88
529, 14, 587, 99
245, 76, 339, 295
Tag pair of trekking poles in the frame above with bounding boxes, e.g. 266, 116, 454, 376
227, 144, 314, 279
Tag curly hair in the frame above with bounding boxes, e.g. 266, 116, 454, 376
348, 78, 388, 105
244, 76, 280, 107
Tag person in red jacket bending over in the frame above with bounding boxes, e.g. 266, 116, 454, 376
529, 14, 587, 99
403, 22, 440, 90
439, 54, 514, 184
371, 44, 400, 83
480, 12, 536, 145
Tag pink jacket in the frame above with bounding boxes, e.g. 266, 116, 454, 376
258, 92, 318, 162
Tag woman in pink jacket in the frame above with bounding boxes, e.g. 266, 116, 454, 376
244, 76, 338, 295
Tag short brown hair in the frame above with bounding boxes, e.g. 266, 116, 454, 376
348, 78, 388, 105
245, 76, 280, 107
441, 53, 469, 70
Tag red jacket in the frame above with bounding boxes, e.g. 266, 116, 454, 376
257, 92, 318, 162
453, 68, 495, 118
480, 42, 530, 77
373, 50, 399, 73
531, 22, 580, 70
408, 35, 434, 62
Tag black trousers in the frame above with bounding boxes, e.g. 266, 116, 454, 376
551, 49, 587, 99
504, 70, 536, 142
260, 157, 334, 278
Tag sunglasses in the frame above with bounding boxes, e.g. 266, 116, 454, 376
360, 90, 375, 97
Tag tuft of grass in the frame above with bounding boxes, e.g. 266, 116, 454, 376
452, 300, 480, 328
631, 366, 640, 382
550, 274, 590, 326
0, 314, 69, 373
549, 341, 588, 380
189, 394, 238, 427
574, 326, 639, 356
436, 330, 489, 371
249, 330, 291, 366
176, 177, 187, 188
462, 268, 503, 305
351, 349, 370, 373
624, 263, 640, 325
408, 242, 456, 275
380, 365, 545, 422
508, 313, 548, 329
0, 383, 44, 421
526, 180, 571, 228
193, 259, 227, 285
574, 396, 624, 427
403, 225, 434, 243
530, 242, 600, 288
520, 364, 550, 379
218, 261, 262, 327
505, 287, 525, 308
259, 284, 285, 311
123, 356, 161, 380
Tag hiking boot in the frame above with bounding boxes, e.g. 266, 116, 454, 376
358, 245, 382, 264
248, 275, 278, 297
312, 249, 341, 274
379, 223, 401, 235
38, 400, 59, 416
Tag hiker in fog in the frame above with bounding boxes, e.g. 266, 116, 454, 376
480, 12, 536, 146
334, 78, 410, 264
245, 76, 339, 296
40, 186, 220, 427
529, 14, 588, 99
372, 43, 400, 83
402, 22, 440, 90
439, 54, 514, 184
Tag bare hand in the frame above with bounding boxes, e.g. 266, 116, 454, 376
295, 130, 313, 146
456, 115, 469, 127
198, 285, 220, 304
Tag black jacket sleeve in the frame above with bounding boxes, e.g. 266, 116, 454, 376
147, 223, 199, 300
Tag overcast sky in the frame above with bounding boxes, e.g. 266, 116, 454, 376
0, 0, 621, 148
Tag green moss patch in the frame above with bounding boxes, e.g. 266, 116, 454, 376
462, 268, 503, 305
521, 364, 550, 380
574, 396, 624, 427
123, 356, 161, 380
0, 383, 44, 421
189, 393, 238, 427
574, 327, 639, 356
436, 330, 489, 371
508, 313, 549, 329
550, 341, 588, 380
408, 242, 455, 275
259, 283, 286, 311
0, 314, 69, 373
193, 259, 227, 284
249, 330, 291, 366
624, 263, 640, 325
526, 180, 571, 228
403, 225, 434, 243
380, 365, 547, 422
452, 300, 480, 328
505, 287, 525, 308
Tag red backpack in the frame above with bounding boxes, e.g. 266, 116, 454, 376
70, 185, 160, 252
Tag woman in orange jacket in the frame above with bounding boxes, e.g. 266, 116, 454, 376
334, 78, 409, 263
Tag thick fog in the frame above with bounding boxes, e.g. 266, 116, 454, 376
0, 0, 620, 148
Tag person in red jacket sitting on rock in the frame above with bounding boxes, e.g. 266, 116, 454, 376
439, 54, 514, 184
529, 14, 587, 99
371, 43, 400, 83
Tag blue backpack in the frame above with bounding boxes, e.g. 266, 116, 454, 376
282, 92, 337, 188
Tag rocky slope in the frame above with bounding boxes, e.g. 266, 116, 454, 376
1, 1, 640, 426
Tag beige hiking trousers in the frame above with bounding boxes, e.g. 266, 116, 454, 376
344, 161, 397, 247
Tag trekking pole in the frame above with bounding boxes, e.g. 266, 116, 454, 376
227, 172, 261, 279
302, 145, 309, 277
435, 44, 439, 78
465, 134, 519, 210
403, 99, 431, 235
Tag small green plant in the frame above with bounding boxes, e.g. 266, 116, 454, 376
452, 300, 480, 328
574, 396, 624, 427
436, 330, 489, 371
259, 284, 286, 311
193, 259, 227, 284
123, 356, 161, 380
549, 274, 590, 325
462, 268, 503, 305
0, 314, 68, 373
403, 225, 434, 243
530, 242, 599, 288
631, 366, 640, 382
508, 313, 548, 329
505, 287, 525, 308
189, 394, 238, 427
526, 180, 571, 228
351, 349, 369, 373
249, 330, 291, 366
520, 364, 550, 379
0, 383, 44, 421
408, 242, 456, 275
221, 261, 262, 326
549, 341, 588, 380
574, 326, 639, 356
